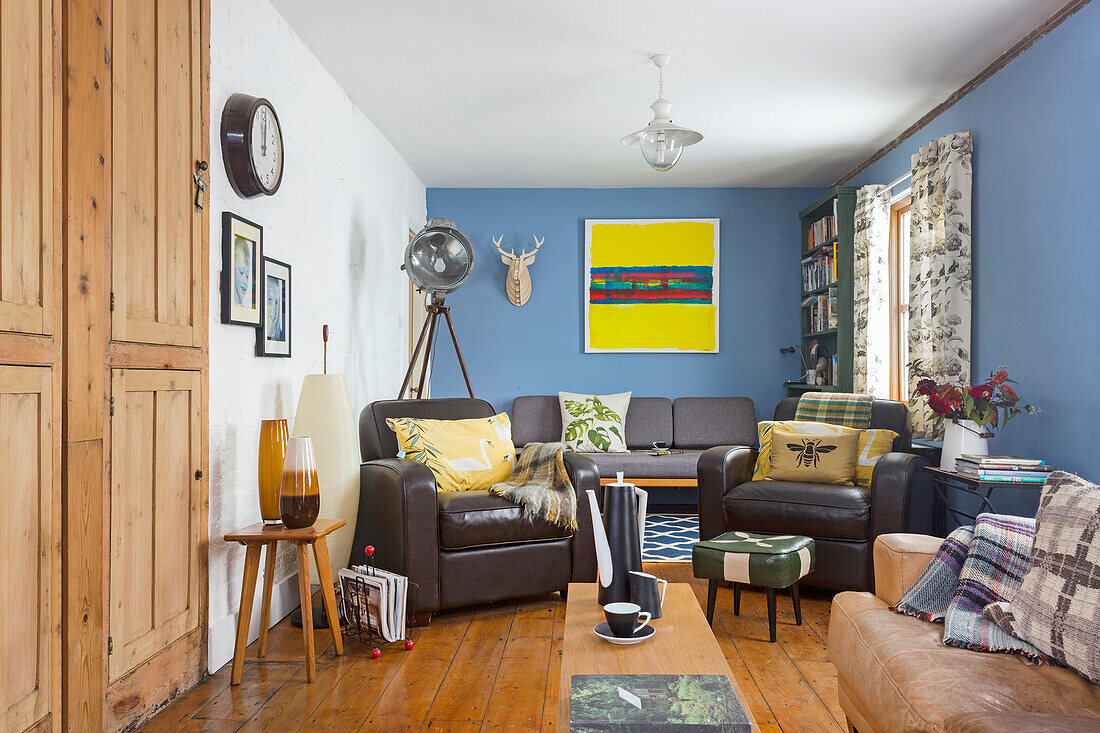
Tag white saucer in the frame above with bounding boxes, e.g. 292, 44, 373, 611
593, 622, 656, 645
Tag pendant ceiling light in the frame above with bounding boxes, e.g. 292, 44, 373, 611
620, 54, 703, 172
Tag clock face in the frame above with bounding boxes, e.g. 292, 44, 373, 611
249, 103, 283, 192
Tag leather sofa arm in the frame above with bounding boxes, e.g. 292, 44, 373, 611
351, 459, 441, 614
873, 533, 942, 606
867, 452, 927, 591
563, 451, 599, 583
943, 712, 1100, 733
697, 446, 756, 541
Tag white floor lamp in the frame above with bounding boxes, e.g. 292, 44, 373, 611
291, 326, 361, 627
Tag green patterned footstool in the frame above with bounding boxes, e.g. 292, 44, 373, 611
692, 531, 815, 642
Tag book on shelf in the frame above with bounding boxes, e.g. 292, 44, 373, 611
570, 674, 751, 732
806, 213, 837, 251
958, 467, 1052, 479
801, 286, 837, 334
956, 461, 1052, 475
801, 243, 838, 292
958, 455, 1047, 466
339, 564, 408, 643
974, 475, 1048, 484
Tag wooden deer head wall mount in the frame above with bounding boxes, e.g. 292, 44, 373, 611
492, 234, 543, 306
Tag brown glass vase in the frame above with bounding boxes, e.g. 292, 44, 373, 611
279, 436, 320, 529
258, 419, 289, 525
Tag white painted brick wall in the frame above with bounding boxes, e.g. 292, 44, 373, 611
206, 0, 426, 672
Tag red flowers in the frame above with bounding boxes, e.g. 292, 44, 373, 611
908, 364, 1039, 433
927, 395, 953, 416
967, 385, 993, 400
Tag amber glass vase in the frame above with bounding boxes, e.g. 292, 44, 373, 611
279, 436, 320, 529
258, 419, 289, 525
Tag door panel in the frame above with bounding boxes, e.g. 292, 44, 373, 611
111, 0, 202, 346
0, 0, 54, 335
0, 366, 54, 732
109, 369, 202, 681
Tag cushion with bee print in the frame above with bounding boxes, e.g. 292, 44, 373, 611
766, 427, 859, 484
751, 420, 897, 487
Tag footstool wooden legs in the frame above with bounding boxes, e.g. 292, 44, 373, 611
693, 531, 815, 642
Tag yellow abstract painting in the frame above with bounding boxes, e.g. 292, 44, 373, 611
585, 219, 720, 353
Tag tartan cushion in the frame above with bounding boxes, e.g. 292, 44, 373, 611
892, 525, 973, 621
693, 532, 815, 588
794, 392, 873, 430
985, 472, 1100, 683
943, 514, 1046, 660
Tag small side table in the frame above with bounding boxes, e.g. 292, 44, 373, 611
925, 467, 1045, 534
224, 518, 346, 684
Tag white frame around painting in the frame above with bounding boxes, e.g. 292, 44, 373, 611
221, 212, 263, 326
584, 218, 720, 354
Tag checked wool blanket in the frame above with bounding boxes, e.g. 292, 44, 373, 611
793, 392, 873, 430
489, 442, 576, 530
893, 513, 1048, 662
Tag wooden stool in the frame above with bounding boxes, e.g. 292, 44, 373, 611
692, 531, 815, 643
224, 518, 346, 683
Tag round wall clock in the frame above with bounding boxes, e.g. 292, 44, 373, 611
221, 93, 284, 197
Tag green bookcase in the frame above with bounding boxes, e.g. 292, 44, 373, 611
791, 186, 855, 396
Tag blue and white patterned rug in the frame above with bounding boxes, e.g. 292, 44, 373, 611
642, 514, 698, 561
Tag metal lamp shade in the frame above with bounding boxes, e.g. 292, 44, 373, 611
292, 374, 361, 581
404, 219, 474, 297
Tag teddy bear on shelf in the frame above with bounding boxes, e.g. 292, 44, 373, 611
809, 340, 831, 386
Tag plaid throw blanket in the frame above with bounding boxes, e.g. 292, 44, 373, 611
489, 442, 576, 530
944, 514, 1047, 661
794, 392, 873, 429
893, 525, 974, 621
892, 514, 1048, 663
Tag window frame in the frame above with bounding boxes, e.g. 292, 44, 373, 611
888, 196, 912, 402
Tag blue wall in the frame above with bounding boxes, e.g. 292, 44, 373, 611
425, 188, 819, 419
852, 2, 1100, 514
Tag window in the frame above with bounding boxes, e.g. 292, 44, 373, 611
888, 197, 911, 401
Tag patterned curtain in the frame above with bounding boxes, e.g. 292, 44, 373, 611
908, 131, 973, 440
852, 185, 891, 397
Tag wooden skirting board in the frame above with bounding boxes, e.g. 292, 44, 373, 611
599, 477, 698, 487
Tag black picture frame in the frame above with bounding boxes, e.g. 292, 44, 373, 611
220, 212, 264, 326
256, 256, 291, 357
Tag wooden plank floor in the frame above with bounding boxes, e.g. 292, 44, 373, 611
138, 563, 844, 732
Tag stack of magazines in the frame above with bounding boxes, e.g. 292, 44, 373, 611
339, 564, 408, 643
955, 455, 1053, 483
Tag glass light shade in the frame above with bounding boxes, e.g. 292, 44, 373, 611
640, 129, 685, 172
258, 418, 289, 525
279, 436, 320, 529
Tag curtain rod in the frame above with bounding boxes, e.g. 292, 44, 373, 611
884, 172, 911, 190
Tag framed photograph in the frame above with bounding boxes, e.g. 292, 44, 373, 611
256, 257, 291, 357
584, 218, 720, 353
220, 212, 263, 326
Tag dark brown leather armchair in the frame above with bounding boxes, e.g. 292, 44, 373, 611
350, 398, 599, 623
698, 397, 926, 592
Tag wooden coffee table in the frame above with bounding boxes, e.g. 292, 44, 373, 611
558, 582, 758, 730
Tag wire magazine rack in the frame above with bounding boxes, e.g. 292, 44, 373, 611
340, 554, 418, 651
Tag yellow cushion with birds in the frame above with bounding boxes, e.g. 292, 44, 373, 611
387, 413, 516, 492
752, 420, 898, 487
767, 427, 859, 484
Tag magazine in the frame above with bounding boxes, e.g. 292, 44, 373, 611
339, 565, 408, 643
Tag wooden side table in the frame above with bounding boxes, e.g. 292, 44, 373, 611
224, 518, 346, 684
924, 467, 1045, 534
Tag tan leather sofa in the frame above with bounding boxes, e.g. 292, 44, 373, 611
828, 533, 1100, 732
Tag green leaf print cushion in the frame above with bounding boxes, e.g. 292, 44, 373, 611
557, 391, 630, 453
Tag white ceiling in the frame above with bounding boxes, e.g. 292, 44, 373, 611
267, 0, 1066, 187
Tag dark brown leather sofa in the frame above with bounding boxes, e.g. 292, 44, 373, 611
698, 397, 926, 592
350, 398, 600, 622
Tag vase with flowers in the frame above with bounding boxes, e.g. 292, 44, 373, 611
912, 366, 1040, 471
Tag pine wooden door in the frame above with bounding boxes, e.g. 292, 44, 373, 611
1, 1, 61, 732
110, 0, 203, 346
0, 367, 58, 733
1, 0, 56, 337
108, 369, 202, 682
